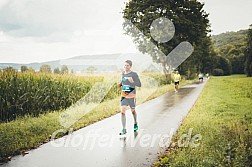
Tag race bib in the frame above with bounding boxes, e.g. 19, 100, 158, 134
122, 85, 131, 92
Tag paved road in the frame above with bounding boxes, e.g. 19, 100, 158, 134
1, 80, 208, 167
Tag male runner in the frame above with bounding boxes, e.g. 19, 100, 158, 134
206, 73, 209, 79
173, 70, 181, 92
117, 60, 141, 135
198, 72, 204, 82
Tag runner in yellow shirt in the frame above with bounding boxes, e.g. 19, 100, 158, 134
173, 70, 181, 92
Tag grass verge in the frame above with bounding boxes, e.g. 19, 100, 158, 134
154, 75, 252, 167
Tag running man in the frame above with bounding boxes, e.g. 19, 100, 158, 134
173, 70, 181, 92
117, 60, 141, 135
206, 73, 209, 79
198, 72, 204, 82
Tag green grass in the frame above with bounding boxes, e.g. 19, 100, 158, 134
0, 97, 122, 160
0, 76, 194, 161
154, 75, 252, 167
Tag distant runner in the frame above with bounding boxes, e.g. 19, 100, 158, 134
117, 60, 141, 135
198, 72, 204, 82
206, 73, 209, 79
173, 70, 181, 92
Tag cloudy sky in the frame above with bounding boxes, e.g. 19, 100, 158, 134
0, 0, 252, 63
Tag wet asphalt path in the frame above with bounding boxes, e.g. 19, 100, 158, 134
1, 80, 208, 167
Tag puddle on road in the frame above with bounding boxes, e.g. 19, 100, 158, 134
162, 87, 195, 111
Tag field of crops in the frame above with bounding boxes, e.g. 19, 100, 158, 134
0, 70, 168, 122
0, 70, 121, 122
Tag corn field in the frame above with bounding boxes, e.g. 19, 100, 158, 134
0, 70, 120, 122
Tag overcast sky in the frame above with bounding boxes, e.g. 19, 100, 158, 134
0, 0, 252, 63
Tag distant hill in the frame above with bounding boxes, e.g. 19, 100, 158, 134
211, 29, 249, 74
211, 29, 248, 58
0, 54, 121, 72
0, 53, 147, 72
0, 60, 65, 72
212, 30, 248, 48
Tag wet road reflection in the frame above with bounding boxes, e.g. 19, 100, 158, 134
1, 81, 207, 167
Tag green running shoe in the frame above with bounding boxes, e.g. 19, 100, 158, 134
119, 129, 127, 135
134, 123, 138, 132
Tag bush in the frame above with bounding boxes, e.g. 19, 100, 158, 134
212, 68, 224, 76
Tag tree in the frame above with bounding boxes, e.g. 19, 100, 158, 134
21, 66, 28, 72
86, 66, 97, 74
230, 56, 245, 74
61, 65, 69, 74
40, 64, 52, 73
54, 67, 61, 74
3, 67, 16, 72
245, 24, 252, 77
214, 56, 232, 76
27, 67, 35, 73
180, 36, 217, 77
123, 0, 210, 81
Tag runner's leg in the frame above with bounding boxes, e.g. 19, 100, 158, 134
121, 106, 127, 130
131, 108, 137, 124
129, 98, 138, 132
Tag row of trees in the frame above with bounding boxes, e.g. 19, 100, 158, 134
19, 65, 98, 74
40, 64, 69, 74
20, 65, 70, 74
245, 25, 252, 77
123, 0, 251, 78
